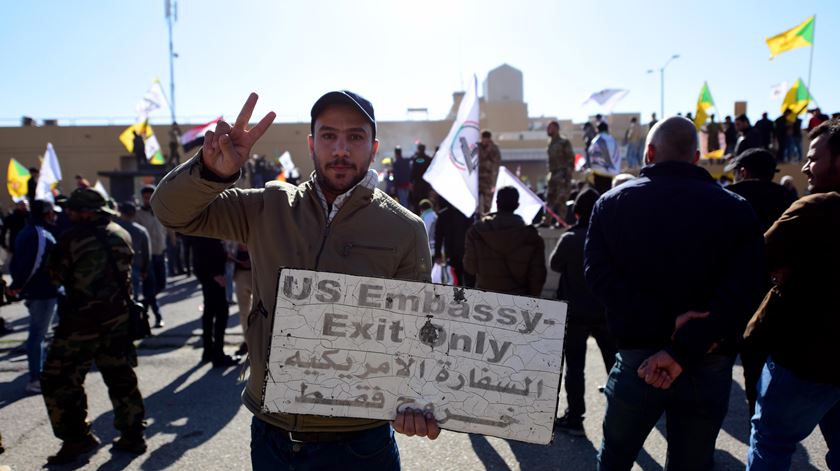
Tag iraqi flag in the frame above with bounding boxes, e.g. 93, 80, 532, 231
180, 117, 222, 151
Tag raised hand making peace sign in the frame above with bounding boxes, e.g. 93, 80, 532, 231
202, 92, 276, 179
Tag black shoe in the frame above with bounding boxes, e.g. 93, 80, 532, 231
598, 385, 606, 393
235, 342, 248, 356
212, 354, 241, 368
112, 435, 147, 454
554, 415, 585, 436
47, 433, 100, 464
153, 319, 165, 329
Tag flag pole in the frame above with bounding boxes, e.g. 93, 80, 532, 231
807, 14, 815, 93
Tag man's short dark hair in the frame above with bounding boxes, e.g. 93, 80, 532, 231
481, 130, 492, 139
736, 114, 750, 125
727, 148, 777, 181
118, 201, 137, 216
810, 118, 840, 160
597, 122, 609, 133
548, 120, 559, 128
574, 188, 600, 225
496, 186, 519, 212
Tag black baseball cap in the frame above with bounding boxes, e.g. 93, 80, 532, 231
310, 90, 376, 139
725, 148, 778, 180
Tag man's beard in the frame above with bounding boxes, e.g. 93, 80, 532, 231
313, 153, 368, 195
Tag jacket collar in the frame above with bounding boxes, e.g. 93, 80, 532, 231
639, 161, 715, 183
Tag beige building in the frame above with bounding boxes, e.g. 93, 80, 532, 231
0, 64, 810, 208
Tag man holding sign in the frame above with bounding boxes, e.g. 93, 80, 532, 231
151, 91, 437, 469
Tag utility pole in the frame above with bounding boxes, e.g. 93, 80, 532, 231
165, 0, 177, 123
647, 54, 680, 118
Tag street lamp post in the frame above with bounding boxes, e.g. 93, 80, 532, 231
647, 54, 680, 119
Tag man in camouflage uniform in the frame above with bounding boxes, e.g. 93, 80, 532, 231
40, 188, 146, 465
544, 120, 575, 224
478, 130, 501, 215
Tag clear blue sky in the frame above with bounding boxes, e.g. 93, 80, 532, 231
2, 0, 837, 126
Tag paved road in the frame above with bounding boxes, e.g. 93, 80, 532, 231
0, 275, 829, 470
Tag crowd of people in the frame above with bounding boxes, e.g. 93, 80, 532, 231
1, 87, 838, 470
0, 176, 257, 462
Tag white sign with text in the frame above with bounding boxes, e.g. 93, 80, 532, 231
262, 269, 567, 444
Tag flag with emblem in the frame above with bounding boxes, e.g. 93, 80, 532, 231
766, 16, 815, 59
423, 75, 480, 217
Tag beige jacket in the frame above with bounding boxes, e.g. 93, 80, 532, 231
151, 155, 431, 432
134, 207, 168, 255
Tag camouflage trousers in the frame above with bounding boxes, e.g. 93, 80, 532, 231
478, 189, 494, 216
41, 316, 145, 441
545, 170, 573, 216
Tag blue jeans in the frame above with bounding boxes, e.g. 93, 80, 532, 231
597, 350, 734, 471
250, 417, 400, 471
131, 266, 142, 302
396, 187, 410, 209
152, 254, 167, 294
747, 358, 840, 470
142, 265, 161, 321
25, 298, 58, 381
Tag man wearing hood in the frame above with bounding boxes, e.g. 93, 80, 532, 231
463, 186, 546, 297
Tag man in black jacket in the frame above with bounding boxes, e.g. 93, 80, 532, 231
725, 148, 796, 418
585, 116, 766, 470
190, 236, 239, 367
433, 198, 473, 287
550, 188, 616, 436
735, 114, 763, 156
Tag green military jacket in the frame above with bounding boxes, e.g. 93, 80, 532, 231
48, 216, 133, 333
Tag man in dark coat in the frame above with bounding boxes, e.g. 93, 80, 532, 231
735, 114, 763, 156
585, 117, 766, 469
550, 188, 616, 436
433, 198, 473, 286
190, 235, 239, 367
409, 143, 433, 210
463, 187, 546, 297
725, 148, 796, 418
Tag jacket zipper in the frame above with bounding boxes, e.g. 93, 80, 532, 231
314, 222, 332, 270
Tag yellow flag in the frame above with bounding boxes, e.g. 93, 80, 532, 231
119, 120, 152, 153
766, 16, 815, 59
781, 79, 812, 122
694, 82, 715, 129
7, 158, 31, 201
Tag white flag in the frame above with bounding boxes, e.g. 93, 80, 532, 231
145, 134, 162, 160
136, 79, 169, 120
278, 151, 300, 179
93, 180, 109, 199
490, 166, 544, 224
582, 89, 630, 111
770, 81, 789, 101
423, 75, 480, 217
35, 143, 62, 202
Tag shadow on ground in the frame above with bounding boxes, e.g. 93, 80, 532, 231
84, 350, 244, 471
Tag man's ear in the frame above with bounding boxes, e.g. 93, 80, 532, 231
645, 144, 656, 164
371, 139, 379, 163
692, 150, 700, 165
308, 135, 315, 157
